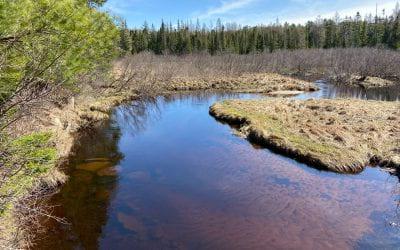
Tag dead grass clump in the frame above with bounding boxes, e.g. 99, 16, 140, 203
210, 98, 400, 173
346, 75, 395, 89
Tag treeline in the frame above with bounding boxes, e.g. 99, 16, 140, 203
121, 4, 400, 55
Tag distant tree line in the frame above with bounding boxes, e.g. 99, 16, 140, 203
120, 3, 400, 55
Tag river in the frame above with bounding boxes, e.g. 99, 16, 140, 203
37, 82, 400, 249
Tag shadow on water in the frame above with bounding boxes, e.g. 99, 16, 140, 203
297, 80, 400, 101
36, 84, 400, 249
37, 118, 124, 249
115, 98, 162, 137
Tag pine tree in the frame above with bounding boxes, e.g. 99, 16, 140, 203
125, 8, 400, 55
119, 20, 132, 53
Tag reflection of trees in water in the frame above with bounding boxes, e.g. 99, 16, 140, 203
37, 119, 123, 249
115, 92, 250, 137
115, 97, 162, 136
321, 82, 400, 101
71, 119, 123, 164
164, 91, 247, 103
42, 93, 248, 248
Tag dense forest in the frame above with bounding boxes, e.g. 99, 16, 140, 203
121, 4, 400, 55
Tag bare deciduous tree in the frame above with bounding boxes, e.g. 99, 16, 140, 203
117, 48, 400, 86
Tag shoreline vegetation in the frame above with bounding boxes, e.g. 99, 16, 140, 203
1, 0, 400, 248
210, 99, 400, 173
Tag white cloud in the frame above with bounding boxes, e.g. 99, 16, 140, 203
285, 0, 399, 24
196, 0, 258, 19
219, 0, 399, 26
103, 0, 142, 15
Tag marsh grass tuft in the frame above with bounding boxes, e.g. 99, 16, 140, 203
210, 99, 400, 173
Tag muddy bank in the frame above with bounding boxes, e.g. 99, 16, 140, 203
210, 98, 400, 173
164, 73, 318, 93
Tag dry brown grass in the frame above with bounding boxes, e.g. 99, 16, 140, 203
114, 54, 317, 93
210, 98, 400, 173
165, 73, 317, 92
116, 49, 400, 86
345, 75, 396, 89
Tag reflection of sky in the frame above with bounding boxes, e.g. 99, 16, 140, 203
95, 91, 400, 249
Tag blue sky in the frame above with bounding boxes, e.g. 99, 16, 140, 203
103, 0, 399, 28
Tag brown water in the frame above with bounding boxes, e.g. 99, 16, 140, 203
37, 84, 400, 249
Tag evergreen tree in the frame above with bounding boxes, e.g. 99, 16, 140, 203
119, 20, 132, 54
123, 6, 400, 55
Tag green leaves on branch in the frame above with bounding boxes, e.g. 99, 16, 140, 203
0, 0, 119, 112
0, 132, 56, 216
87, 0, 107, 7
10, 132, 56, 174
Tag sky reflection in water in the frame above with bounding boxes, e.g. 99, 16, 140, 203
38, 86, 400, 249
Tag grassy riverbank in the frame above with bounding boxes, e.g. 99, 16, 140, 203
210, 98, 400, 173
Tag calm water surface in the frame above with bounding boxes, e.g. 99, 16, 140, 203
38, 84, 400, 249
